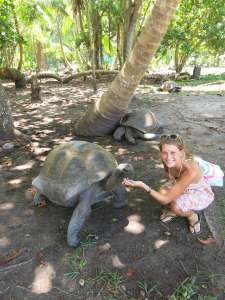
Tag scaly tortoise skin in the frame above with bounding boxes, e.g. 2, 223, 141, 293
113, 108, 164, 144
32, 140, 134, 247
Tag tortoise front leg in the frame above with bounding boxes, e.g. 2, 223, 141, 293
125, 126, 136, 144
67, 197, 91, 247
34, 189, 47, 205
112, 185, 128, 208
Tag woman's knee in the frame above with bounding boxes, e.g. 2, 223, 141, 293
170, 201, 182, 214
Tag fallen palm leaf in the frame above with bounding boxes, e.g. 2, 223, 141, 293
0, 248, 23, 265
197, 238, 216, 244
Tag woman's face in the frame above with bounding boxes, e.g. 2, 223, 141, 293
161, 143, 184, 168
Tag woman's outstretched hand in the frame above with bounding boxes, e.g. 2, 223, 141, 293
123, 178, 146, 189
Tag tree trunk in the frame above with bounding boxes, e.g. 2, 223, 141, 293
86, 0, 97, 92
4, 48, 9, 68
36, 41, 43, 72
0, 68, 26, 88
0, 80, 29, 141
31, 76, 41, 100
123, 0, 143, 62
74, 0, 180, 136
57, 19, 73, 71
12, 8, 23, 71
114, 22, 122, 68
0, 80, 15, 139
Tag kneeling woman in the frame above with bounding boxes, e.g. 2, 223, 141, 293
123, 134, 215, 234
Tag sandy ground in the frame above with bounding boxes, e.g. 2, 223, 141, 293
0, 73, 224, 299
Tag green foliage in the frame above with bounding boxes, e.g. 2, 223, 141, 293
161, 0, 225, 72
172, 277, 198, 299
0, 0, 26, 50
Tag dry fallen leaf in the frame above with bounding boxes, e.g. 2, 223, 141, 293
37, 212, 43, 217
197, 238, 216, 244
4, 161, 13, 167
126, 268, 134, 276
0, 248, 23, 265
38, 252, 45, 265
23, 177, 35, 182
134, 157, 143, 161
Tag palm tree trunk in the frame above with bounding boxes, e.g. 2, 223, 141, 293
74, 0, 180, 136
57, 19, 73, 71
12, 8, 23, 71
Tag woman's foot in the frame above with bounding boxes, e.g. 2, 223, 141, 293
188, 213, 201, 235
160, 210, 177, 223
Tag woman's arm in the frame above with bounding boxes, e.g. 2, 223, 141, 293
123, 164, 199, 205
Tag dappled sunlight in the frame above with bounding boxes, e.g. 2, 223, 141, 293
7, 178, 23, 185
128, 197, 145, 208
111, 255, 126, 268
124, 214, 145, 234
0, 202, 15, 210
154, 239, 169, 249
32, 263, 56, 294
100, 243, 111, 251
0, 236, 10, 248
12, 161, 35, 171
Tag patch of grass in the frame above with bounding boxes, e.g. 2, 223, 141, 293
185, 73, 225, 86
171, 276, 198, 299
77, 228, 96, 254
139, 98, 149, 102
63, 228, 96, 279
63, 254, 86, 279
138, 281, 158, 296
146, 164, 153, 169
86, 267, 123, 295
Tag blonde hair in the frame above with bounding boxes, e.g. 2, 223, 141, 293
158, 135, 194, 160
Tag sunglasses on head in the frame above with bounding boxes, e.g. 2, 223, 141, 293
160, 134, 181, 142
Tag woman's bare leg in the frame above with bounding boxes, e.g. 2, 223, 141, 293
170, 202, 200, 233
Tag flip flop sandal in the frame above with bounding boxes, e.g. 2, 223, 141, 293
189, 214, 201, 235
161, 211, 177, 223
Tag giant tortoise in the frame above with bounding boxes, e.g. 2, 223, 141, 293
32, 141, 134, 247
158, 81, 181, 92
113, 108, 164, 144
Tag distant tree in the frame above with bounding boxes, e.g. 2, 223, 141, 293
0, 0, 26, 68
161, 0, 225, 73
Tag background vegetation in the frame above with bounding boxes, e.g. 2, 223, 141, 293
1, 0, 225, 73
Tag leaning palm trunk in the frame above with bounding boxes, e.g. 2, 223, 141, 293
74, 0, 180, 136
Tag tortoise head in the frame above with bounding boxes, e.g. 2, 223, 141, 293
103, 163, 134, 191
